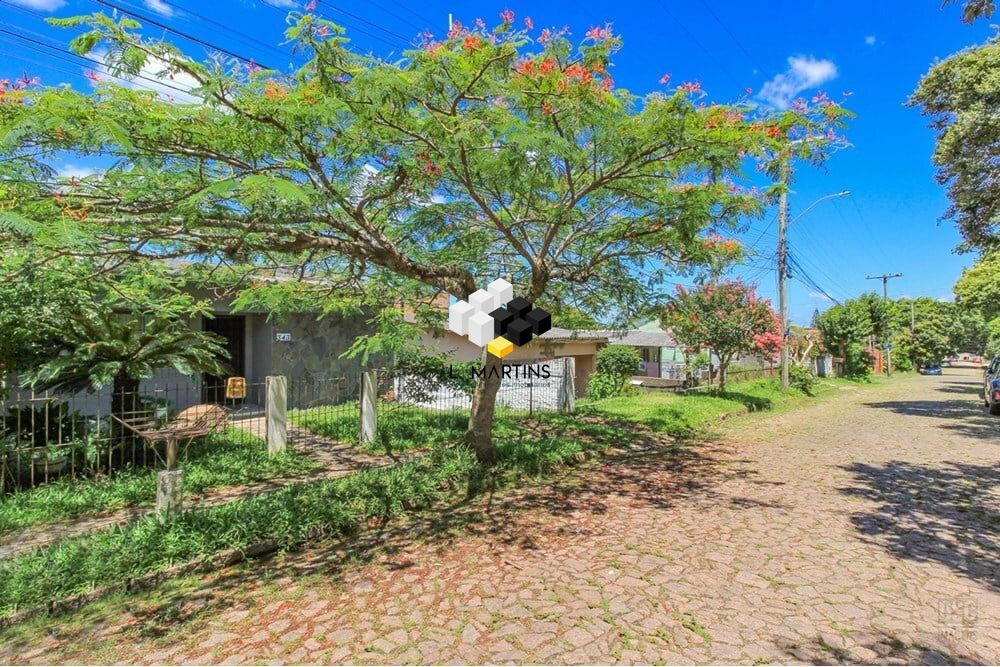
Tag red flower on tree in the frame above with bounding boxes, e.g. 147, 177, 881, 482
663, 280, 783, 390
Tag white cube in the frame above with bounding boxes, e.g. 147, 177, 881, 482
467, 311, 494, 346
469, 289, 497, 314
487, 278, 513, 306
448, 300, 475, 335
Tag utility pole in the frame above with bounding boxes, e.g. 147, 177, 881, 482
778, 155, 790, 391
866, 272, 903, 375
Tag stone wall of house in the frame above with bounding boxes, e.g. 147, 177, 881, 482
268, 313, 371, 382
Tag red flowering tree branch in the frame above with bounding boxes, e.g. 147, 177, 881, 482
662, 280, 783, 391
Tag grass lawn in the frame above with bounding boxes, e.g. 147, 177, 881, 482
578, 377, 875, 438
0, 429, 319, 536
290, 403, 468, 455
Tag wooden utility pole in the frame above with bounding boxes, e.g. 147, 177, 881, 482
778, 155, 790, 391
866, 272, 903, 374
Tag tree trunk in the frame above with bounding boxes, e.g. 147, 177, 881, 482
465, 349, 501, 464
718, 355, 731, 392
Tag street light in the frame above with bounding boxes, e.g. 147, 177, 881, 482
778, 189, 851, 390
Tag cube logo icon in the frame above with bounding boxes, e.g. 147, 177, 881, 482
447, 279, 551, 358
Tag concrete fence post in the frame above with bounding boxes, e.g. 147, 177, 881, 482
265, 375, 288, 455
558, 357, 576, 414
360, 370, 377, 445
155, 469, 184, 522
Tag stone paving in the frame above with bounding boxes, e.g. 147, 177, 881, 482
1, 369, 997, 664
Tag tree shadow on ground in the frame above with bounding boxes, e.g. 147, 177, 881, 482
779, 630, 977, 665
863, 398, 1000, 441
0, 416, 775, 654
838, 459, 999, 590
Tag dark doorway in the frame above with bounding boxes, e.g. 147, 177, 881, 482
202, 314, 246, 403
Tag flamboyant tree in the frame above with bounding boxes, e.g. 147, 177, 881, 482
0, 10, 847, 462
662, 280, 783, 390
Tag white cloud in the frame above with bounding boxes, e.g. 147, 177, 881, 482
757, 55, 838, 110
864, 35, 876, 46
263, 0, 299, 7
808, 291, 834, 302
143, 0, 174, 16
57, 164, 99, 180
7, 0, 65, 11
89, 50, 201, 104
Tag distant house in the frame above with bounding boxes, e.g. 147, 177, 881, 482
424, 319, 686, 395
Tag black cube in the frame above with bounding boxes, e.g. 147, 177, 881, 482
505, 318, 534, 346
525, 307, 551, 335
490, 306, 515, 336
506, 297, 532, 319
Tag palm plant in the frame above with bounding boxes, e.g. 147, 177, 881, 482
25, 308, 229, 425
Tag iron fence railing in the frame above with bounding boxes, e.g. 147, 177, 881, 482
1, 359, 573, 493
0, 379, 266, 493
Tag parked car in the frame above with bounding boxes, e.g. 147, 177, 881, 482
921, 364, 943, 375
984, 356, 1000, 416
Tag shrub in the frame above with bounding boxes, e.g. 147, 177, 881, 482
789, 364, 818, 396
590, 345, 640, 398
586, 372, 621, 400
845, 343, 873, 379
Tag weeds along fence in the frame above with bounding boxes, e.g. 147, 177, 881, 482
1, 357, 575, 493
0, 379, 268, 493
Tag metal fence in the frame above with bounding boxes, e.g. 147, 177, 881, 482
0, 379, 267, 493
2, 358, 573, 492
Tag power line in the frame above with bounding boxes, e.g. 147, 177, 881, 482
0, 25, 200, 97
316, 0, 413, 45
91, 0, 269, 67
695, 0, 762, 73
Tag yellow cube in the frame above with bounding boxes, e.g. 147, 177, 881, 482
487, 336, 514, 359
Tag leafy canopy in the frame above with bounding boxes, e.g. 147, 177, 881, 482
909, 32, 1000, 251
662, 280, 782, 388
0, 10, 849, 355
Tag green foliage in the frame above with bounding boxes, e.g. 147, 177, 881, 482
788, 365, 819, 396
0, 430, 317, 535
909, 32, 1000, 251
954, 252, 1000, 320
816, 301, 873, 357
663, 281, 782, 390
23, 307, 228, 395
845, 343, 873, 379
0, 256, 92, 376
584, 344, 641, 399
585, 371, 623, 400
986, 317, 1000, 358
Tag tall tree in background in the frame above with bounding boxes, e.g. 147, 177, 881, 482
910, 32, 1000, 251
0, 11, 847, 461
662, 281, 783, 391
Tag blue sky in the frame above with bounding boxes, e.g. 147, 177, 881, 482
1, 0, 993, 325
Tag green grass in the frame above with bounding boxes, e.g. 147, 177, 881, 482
0, 429, 319, 536
0, 422, 615, 619
290, 404, 469, 455
578, 377, 860, 438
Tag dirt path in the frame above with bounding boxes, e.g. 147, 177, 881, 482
2, 370, 997, 664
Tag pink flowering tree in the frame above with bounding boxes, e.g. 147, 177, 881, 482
662, 280, 783, 391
